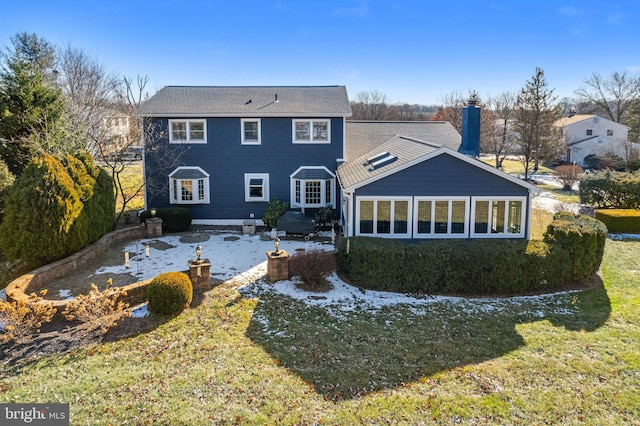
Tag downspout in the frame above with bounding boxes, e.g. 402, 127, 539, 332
527, 190, 534, 240
343, 191, 353, 237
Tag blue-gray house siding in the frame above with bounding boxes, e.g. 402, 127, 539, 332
144, 116, 344, 222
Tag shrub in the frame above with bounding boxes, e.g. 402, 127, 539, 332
0, 291, 56, 344
543, 212, 607, 282
594, 209, 640, 233
579, 170, 640, 209
262, 198, 289, 230
314, 206, 336, 227
0, 152, 114, 267
147, 272, 193, 315
337, 237, 572, 295
140, 207, 192, 232
554, 165, 583, 190
62, 278, 131, 332
289, 248, 337, 291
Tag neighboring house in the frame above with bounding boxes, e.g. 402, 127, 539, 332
102, 115, 142, 160
337, 104, 540, 240
139, 88, 540, 239
554, 114, 636, 166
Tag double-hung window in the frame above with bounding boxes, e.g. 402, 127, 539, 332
357, 197, 412, 238
169, 167, 210, 204
470, 197, 525, 238
169, 119, 206, 143
412, 197, 469, 238
241, 119, 261, 145
292, 120, 330, 143
290, 167, 335, 208
244, 173, 269, 202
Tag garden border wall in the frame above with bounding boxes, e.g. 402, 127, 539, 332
5, 226, 149, 318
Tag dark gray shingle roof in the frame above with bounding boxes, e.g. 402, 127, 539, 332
138, 86, 352, 117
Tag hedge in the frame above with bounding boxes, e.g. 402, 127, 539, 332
594, 209, 640, 233
337, 238, 571, 295
139, 207, 192, 233
543, 212, 607, 283
337, 213, 606, 294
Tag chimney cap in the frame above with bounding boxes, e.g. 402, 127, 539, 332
467, 98, 478, 106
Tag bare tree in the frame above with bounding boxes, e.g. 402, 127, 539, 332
484, 91, 517, 169
513, 67, 564, 179
57, 42, 122, 154
574, 70, 640, 123
350, 90, 390, 120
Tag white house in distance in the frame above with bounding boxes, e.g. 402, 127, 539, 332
554, 114, 637, 166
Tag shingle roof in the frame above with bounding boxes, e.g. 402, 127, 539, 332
337, 134, 445, 189
554, 114, 596, 127
138, 86, 352, 117
344, 121, 461, 160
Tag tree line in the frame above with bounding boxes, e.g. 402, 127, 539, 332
351, 68, 640, 179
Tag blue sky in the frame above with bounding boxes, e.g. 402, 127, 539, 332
1, 0, 638, 105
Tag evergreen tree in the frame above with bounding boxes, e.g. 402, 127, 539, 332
0, 32, 66, 176
513, 67, 564, 179
0, 152, 114, 267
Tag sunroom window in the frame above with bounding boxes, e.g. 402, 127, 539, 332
412, 197, 468, 238
356, 197, 411, 237
470, 197, 525, 238
168, 167, 210, 204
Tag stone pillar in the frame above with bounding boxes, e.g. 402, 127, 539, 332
266, 250, 289, 282
188, 259, 211, 290
146, 217, 163, 237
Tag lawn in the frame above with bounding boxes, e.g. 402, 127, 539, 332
1, 236, 638, 424
481, 158, 556, 176
536, 184, 581, 204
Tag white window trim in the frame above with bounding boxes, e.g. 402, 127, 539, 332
241, 119, 261, 145
469, 196, 526, 238
411, 196, 469, 239
168, 119, 207, 144
244, 173, 269, 202
289, 167, 336, 209
292, 119, 331, 144
168, 166, 210, 204
356, 196, 413, 238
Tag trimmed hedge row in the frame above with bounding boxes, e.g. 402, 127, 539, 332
140, 207, 192, 233
337, 213, 607, 295
594, 209, 640, 233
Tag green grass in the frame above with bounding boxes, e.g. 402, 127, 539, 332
1, 241, 639, 424
108, 164, 144, 213
481, 158, 556, 176
536, 184, 581, 204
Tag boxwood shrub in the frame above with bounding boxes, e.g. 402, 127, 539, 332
140, 207, 192, 232
147, 271, 193, 315
594, 209, 640, 233
543, 212, 607, 283
337, 237, 572, 295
